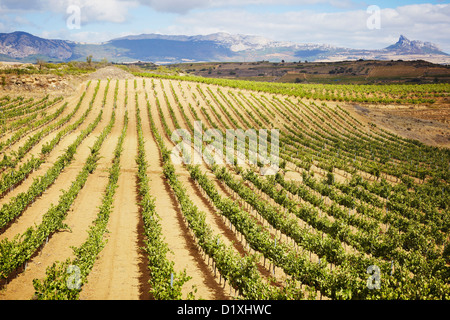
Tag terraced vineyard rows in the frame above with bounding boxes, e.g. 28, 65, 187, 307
0, 75, 448, 300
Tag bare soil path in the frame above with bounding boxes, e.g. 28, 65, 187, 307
80, 79, 143, 300
141, 79, 229, 299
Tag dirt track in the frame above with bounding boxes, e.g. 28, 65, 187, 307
81, 80, 142, 299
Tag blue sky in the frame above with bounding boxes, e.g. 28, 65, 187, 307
0, 1, 449, 52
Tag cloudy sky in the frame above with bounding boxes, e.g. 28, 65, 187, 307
0, 0, 449, 52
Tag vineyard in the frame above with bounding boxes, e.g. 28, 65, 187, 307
0, 73, 449, 300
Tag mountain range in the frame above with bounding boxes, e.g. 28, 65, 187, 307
0, 31, 449, 65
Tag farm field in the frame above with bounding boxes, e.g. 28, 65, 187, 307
166, 59, 450, 85
0, 68, 449, 300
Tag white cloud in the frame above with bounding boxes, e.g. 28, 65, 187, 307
0, 0, 43, 11
162, 3, 450, 51
52, 0, 138, 24
138, 0, 210, 14
0, 1, 448, 53
0, 0, 138, 24
0, 0, 361, 16
137, 0, 360, 14
80, 0, 137, 23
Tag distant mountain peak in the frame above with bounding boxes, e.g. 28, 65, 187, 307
398, 34, 409, 42
9, 31, 30, 36
0, 31, 72, 60
386, 35, 447, 55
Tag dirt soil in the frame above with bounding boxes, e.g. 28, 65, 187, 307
88, 66, 135, 80
0, 73, 82, 96
0, 66, 134, 97
347, 103, 450, 148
